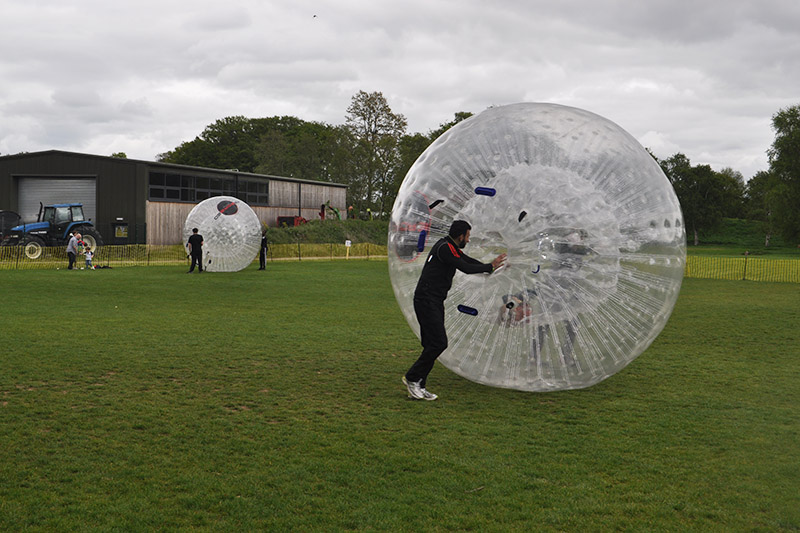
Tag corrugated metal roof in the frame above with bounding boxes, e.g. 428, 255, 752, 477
0, 149, 348, 188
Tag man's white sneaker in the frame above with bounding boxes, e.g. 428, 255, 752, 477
420, 387, 438, 401
402, 376, 424, 400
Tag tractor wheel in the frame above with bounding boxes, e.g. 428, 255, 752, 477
78, 226, 104, 251
21, 236, 45, 260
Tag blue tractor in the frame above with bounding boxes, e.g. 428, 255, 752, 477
0, 203, 104, 260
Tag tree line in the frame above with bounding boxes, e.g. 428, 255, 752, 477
657, 104, 800, 245
157, 91, 800, 245
157, 91, 471, 221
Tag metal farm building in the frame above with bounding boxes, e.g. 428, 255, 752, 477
0, 150, 347, 245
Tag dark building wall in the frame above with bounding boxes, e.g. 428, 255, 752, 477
1, 150, 348, 245
0, 151, 146, 242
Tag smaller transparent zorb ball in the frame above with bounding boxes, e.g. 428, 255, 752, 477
388, 103, 686, 391
182, 196, 261, 272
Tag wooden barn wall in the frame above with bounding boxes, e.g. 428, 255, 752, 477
269, 181, 346, 210
146, 181, 347, 244
146, 201, 195, 245
268, 181, 298, 208
147, 203, 345, 245
300, 183, 346, 209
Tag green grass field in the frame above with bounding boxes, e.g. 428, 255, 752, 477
1, 262, 798, 531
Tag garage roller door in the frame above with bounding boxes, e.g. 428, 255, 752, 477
17, 177, 96, 223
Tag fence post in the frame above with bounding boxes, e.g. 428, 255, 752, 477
297, 238, 301, 261
742, 252, 748, 281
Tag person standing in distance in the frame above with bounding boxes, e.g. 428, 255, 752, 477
66, 230, 79, 270
403, 220, 506, 400
187, 227, 204, 273
259, 229, 268, 270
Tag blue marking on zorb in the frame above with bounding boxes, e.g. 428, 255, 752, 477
474, 187, 496, 197
457, 304, 478, 316
416, 230, 427, 252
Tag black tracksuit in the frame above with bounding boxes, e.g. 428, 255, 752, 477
259, 235, 268, 269
405, 236, 493, 386
187, 233, 204, 272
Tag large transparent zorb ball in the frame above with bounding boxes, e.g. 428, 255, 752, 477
182, 196, 261, 272
388, 103, 685, 391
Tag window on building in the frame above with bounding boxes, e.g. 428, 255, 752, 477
237, 179, 269, 206
148, 171, 268, 205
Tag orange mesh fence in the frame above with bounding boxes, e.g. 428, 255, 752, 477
1, 245, 796, 282
685, 255, 800, 283
0, 243, 388, 270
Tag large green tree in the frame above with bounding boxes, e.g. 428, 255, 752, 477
155, 103, 480, 218
745, 170, 780, 246
660, 153, 726, 245
716, 167, 746, 219
427, 111, 473, 140
767, 104, 800, 242
157, 116, 278, 172
395, 132, 431, 193
393, 112, 476, 212
254, 120, 351, 183
344, 91, 407, 217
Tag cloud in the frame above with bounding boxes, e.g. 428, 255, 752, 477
185, 7, 252, 32
1, 0, 798, 179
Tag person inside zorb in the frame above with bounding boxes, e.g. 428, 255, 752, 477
498, 228, 592, 368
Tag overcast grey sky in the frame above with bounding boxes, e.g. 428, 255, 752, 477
1, 0, 798, 179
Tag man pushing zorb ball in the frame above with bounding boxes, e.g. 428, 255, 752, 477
183, 196, 261, 273
389, 103, 686, 396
